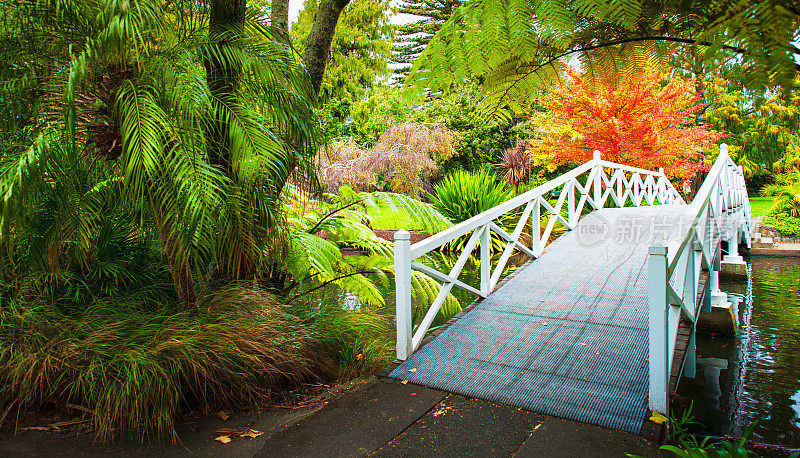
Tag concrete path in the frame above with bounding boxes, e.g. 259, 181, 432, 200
257, 377, 662, 457
0, 377, 663, 457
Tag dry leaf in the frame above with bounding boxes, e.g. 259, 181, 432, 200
214, 428, 238, 435
217, 410, 230, 421
215, 435, 232, 444
401, 380, 409, 385
649, 411, 668, 425
408, 368, 417, 373
240, 429, 264, 438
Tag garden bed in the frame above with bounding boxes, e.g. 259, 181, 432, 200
758, 225, 800, 243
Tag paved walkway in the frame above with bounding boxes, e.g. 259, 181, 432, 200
0, 377, 662, 457
255, 377, 660, 457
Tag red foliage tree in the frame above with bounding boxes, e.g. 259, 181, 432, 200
526, 67, 723, 180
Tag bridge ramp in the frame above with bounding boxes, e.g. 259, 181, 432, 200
389, 206, 689, 433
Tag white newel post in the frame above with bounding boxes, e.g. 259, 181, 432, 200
593, 150, 602, 207
724, 228, 743, 262
480, 225, 491, 296
394, 230, 413, 360
648, 243, 669, 415
709, 241, 727, 308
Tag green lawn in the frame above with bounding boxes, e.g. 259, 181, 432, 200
368, 205, 425, 231
750, 197, 775, 218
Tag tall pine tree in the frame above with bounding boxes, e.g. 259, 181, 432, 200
391, 0, 461, 77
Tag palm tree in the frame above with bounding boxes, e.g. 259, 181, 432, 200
0, 0, 321, 307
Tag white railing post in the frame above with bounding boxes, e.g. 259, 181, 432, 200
593, 150, 602, 207
480, 224, 490, 296
648, 243, 669, 415
394, 230, 413, 360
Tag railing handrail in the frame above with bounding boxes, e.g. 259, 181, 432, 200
395, 151, 687, 360
647, 143, 751, 416
410, 157, 681, 259
666, 145, 749, 273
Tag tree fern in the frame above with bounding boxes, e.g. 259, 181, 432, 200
409, 0, 800, 119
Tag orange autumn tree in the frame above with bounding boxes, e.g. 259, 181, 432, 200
525, 67, 723, 180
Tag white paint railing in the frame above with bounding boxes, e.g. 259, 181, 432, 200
647, 143, 751, 414
394, 151, 684, 360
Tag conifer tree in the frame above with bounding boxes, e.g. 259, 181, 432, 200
391, 0, 461, 76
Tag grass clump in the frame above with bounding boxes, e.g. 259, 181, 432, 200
0, 285, 392, 441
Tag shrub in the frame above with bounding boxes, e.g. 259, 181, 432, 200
498, 141, 531, 189
432, 170, 515, 250
319, 123, 460, 197
0, 285, 393, 441
761, 173, 800, 217
762, 210, 800, 237
432, 169, 513, 224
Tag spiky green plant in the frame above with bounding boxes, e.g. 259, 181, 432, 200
432, 169, 515, 251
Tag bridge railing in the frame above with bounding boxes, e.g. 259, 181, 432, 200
394, 151, 685, 360
647, 143, 751, 414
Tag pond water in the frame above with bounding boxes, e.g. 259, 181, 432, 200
677, 256, 800, 447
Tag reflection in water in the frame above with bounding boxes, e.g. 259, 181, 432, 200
697, 357, 728, 412
678, 256, 800, 447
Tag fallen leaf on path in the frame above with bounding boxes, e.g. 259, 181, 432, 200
649, 411, 668, 425
215, 435, 232, 444
408, 368, 417, 372
214, 428, 238, 435
217, 410, 230, 421
240, 429, 264, 438
401, 380, 408, 385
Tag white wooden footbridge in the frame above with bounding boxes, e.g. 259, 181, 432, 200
390, 145, 751, 432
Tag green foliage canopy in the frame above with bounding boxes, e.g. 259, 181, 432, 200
292, 0, 394, 102
409, 0, 800, 119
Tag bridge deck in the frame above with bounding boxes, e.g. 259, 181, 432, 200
389, 206, 690, 433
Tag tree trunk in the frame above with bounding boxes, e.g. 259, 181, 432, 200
154, 212, 199, 309
302, 0, 351, 95
206, 0, 247, 174
271, 0, 290, 31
